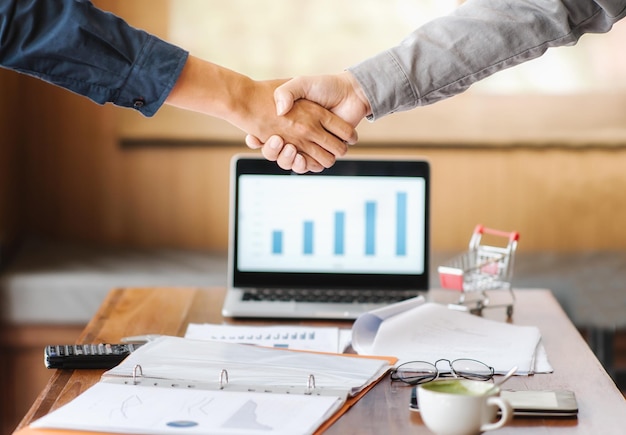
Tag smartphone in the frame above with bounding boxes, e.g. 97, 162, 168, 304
410, 387, 578, 417
44, 343, 143, 369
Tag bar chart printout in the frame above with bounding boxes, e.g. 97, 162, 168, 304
238, 175, 426, 274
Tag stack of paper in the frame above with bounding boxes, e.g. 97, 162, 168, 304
184, 298, 552, 375
351, 296, 552, 374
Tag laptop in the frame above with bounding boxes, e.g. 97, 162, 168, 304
221, 154, 430, 319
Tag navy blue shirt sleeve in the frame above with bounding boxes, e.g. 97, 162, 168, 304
0, 0, 188, 117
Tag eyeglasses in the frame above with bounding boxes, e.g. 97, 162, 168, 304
390, 358, 495, 385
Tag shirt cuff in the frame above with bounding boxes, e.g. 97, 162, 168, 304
114, 35, 189, 117
348, 51, 417, 121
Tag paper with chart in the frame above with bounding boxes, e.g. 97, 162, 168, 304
184, 323, 352, 353
28, 337, 395, 435
30, 382, 343, 435
351, 298, 552, 375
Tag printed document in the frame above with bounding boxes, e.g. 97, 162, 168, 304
26, 337, 394, 435
31, 382, 343, 435
351, 297, 552, 374
185, 323, 352, 353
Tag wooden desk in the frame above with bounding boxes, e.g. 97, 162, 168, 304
14, 287, 626, 434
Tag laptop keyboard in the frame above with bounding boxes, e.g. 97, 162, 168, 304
242, 288, 422, 304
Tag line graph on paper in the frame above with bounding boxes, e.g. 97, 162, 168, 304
31, 382, 342, 435
221, 400, 272, 431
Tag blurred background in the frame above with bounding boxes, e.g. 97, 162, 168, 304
1, 1, 626, 433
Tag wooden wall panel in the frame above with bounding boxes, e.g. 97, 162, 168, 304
19, 76, 120, 244
0, 69, 22, 250
115, 146, 234, 249
16, 67, 626, 253
25, 143, 621, 254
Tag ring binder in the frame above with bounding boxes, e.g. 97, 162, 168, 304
132, 364, 143, 384
27, 337, 396, 435
101, 337, 393, 396
123, 366, 322, 395
306, 374, 316, 395
219, 369, 229, 389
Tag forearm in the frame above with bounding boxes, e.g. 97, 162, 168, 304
349, 0, 626, 120
167, 55, 355, 170
165, 57, 293, 142
165, 56, 256, 125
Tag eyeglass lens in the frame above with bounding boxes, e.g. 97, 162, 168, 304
450, 359, 493, 380
393, 361, 438, 384
393, 358, 493, 385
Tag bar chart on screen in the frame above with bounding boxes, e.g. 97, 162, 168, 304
236, 175, 427, 273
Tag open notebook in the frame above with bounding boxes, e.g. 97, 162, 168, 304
222, 155, 430, 319
23, 336, 395, 435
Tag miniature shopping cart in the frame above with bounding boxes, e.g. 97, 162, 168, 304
438, 225, 519, 317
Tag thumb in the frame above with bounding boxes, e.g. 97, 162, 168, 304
274, 79, 306, 116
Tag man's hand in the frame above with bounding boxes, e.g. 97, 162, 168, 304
245, 134, 311, 174
275, 71, 371, 125
246, 71, 372, 172
165, 56, 358, 173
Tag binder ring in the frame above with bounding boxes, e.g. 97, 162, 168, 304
132, 364, 143, 385
306, 374, 316, 395
219, 369, 229, 389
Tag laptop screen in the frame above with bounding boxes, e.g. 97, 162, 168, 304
230, 156, 430, 290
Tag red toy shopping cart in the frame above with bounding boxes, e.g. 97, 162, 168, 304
438, 225, 520, 317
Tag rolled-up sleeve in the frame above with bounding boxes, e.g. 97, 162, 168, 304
0, 0, 188, 116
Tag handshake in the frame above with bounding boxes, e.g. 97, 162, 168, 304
243, 71, 372, 174
166, 57, 373, 175
236, 71, 370, 173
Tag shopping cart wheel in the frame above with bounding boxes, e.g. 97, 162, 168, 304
506, 305, 514, 318
470, 300, 485, 316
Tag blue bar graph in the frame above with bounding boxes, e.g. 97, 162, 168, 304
365, 201, 376, 256
303, 221, 314, 255
334, 211, 345, 255
272, 230, 283, 254
269, 191, 410, 258
396, 192, 407, 256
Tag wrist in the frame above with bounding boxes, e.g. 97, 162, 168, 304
166, 55, 252, 123
342, 71, 372, 118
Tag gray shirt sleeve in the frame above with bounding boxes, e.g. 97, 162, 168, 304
349, 0, 626, 120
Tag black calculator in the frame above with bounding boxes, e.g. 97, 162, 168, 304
44, 343, 143, 369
